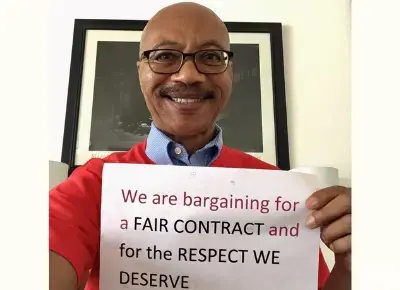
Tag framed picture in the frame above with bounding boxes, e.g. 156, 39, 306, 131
62, 19, 290, 173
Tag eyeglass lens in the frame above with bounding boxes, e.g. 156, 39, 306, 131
147, 50, 230, 74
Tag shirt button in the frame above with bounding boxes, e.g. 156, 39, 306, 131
174, 147, 182, 155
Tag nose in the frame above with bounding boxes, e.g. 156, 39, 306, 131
170, 59, 206, 84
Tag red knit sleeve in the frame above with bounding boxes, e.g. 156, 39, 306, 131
318, 249, 330, 289
49, 159, 104, 285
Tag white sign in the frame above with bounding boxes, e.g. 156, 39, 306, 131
100, 164, 321, 290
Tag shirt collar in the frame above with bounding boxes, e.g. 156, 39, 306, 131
145, 122, 223, 166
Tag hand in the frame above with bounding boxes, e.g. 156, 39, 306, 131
305, 186, 351, 271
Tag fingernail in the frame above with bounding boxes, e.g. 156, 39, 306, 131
306, 215, 316, 228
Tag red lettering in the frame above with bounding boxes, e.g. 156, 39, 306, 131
121, 189, 147, 204
152, 194, 178, 205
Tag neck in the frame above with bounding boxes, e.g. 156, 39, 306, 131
166, 126, 216, 155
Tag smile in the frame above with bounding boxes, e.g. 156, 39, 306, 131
171, 98, 203, 104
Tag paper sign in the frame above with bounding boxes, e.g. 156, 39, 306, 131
100, 164, 321, 290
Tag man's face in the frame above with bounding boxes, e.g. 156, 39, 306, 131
137, 10, 233, 137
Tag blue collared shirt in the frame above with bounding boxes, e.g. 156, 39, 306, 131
145, 123, 223, 166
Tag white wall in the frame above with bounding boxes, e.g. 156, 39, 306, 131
48, 0, 351, 183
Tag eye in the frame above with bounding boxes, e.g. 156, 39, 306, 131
205, 52, 222, 61
150, 51, 180, 62
199, 51, 227, 64
156, 52, 174, 61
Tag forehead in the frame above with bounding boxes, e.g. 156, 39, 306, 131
142, 13, 230, 51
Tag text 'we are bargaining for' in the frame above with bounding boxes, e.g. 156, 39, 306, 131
121, 189, 301, 214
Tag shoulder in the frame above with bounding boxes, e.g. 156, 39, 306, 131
64, 152, 130, 182
68, 141, 149, 178
214, 145, 280, 170
50, 142, 148, 213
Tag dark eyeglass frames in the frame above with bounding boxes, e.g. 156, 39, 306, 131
140, 49, 234, 74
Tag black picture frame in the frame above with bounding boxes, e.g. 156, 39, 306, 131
61, 19, 290, 174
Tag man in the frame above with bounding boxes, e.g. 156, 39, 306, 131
49, 2, 351, 290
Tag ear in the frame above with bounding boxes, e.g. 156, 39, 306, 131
136, 61, 141, 71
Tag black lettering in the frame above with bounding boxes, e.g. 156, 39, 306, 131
119, 272, 190, 288
145, 245, 172, 260
253, 250, 280, 264
170, 275, 179, 288
143, 218, 154, 231
272, 250, 280, 264
208, 248, 218, 262
134, 217, 169, 232
174, 219, 184, 233
120, 271, 129, 284
228, 249, 237, 263
221, 221, 230, 234
192, 247, 201, 261
181, 276, 190, 288
185, 220, 197, 233
173, 219, 265, 236
178, 248, 248, 264
134, 217, 142, 230
119, 243, 142, 258
159, 274, 168, 287
231, 222, 243, 235
198, 220, 209, 233
149, 273, 157, 287
178, 247, 187, 261
160, 218, 168, 232
132, 272, 139, 285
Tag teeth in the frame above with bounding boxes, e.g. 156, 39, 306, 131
171, 98, 202, 104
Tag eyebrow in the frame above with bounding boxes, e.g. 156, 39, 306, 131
151, 40, 227, 50
152, 41, 179, 50
198, 40, 226, 50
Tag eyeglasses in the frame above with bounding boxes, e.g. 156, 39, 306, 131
140, 49, 234, 74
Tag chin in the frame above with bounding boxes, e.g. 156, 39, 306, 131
167, 122, 212, 137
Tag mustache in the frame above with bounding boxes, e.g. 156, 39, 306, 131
158, 83, 214, 99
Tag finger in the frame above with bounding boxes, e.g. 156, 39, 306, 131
306, 186, 350, 210
306, 192, 351, 228
329, 235, 351, 254
320, 214, 351, 244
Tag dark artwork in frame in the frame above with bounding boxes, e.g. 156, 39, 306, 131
62, 19, 290, 174
89, 41, 147, 152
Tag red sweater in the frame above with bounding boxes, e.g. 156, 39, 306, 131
49, 141, 330, 290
